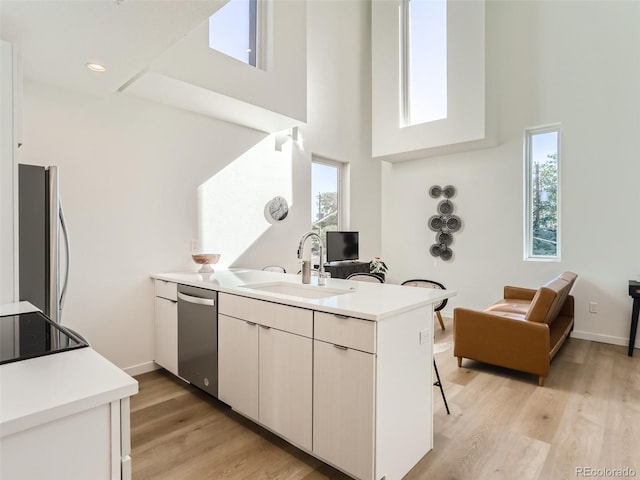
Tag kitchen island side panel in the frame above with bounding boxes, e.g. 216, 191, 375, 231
375, 305, 433, 480
1, 404, 112, 480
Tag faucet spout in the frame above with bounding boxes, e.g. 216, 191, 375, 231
297, 231, 325, 279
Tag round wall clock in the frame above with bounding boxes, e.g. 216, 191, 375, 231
265, 196, 289, 223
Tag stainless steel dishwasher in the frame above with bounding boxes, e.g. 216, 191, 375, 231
177, 284, 218, 397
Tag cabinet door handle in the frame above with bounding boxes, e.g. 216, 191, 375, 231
259, 325, 271, 330
177, 292, 215, 307
334, 314, 350, 319
157, 297, 177, 304
246, 321, 257, 326
333, 344, 348, 350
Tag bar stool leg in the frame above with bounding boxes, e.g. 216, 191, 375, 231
433, 359, 450, 415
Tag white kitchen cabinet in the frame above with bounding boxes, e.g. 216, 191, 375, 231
218, 293, 313, 450
1, 345, 137, 480
151, 271, 447, 480
153, 280, 178, 376
313, 339, 375, 480
2, 400, 130, 480
314, 311, 376, 353
218, 314, 259, 420
259, 325, 312, 450
314, 308, 433, 480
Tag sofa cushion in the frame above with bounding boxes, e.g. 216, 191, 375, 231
483, 310, 528, 321
485, 299, 531, 316
523, 272, 578, 325
542, 272, 577, 324
524, 287, 557, 323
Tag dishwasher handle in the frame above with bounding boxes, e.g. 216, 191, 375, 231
177, 292, 216, 307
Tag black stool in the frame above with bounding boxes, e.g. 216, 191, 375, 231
433, 359, 450, 415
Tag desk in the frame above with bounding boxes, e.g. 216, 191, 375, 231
323, 261, 371, 280
629, 280, 640, 357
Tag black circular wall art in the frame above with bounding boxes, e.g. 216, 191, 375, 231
428, 215, 444, 231
442, 185, 456, 199
428, 185, 461, 261
429, 185, 442, 198
436, 231, 453, 246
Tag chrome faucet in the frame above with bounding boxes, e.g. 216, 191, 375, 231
297, 231, 325, 283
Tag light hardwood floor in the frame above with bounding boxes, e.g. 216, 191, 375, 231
131, 319, 640, 480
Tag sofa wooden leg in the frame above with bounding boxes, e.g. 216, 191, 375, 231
436, 311, 445, 330
457, 357, 462, 367
538, 376, 546, 387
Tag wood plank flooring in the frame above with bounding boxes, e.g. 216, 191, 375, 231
131, 319, 640, 479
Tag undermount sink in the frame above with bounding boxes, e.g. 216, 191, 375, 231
240, 282, 353, 299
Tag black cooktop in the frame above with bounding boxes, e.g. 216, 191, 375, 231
0, 311, 88, 365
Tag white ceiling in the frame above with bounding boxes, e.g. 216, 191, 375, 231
0, 0, 226, 97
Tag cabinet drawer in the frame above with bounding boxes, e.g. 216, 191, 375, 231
219, 293, 278, 322
314, 312, 376, 353
154, 280, 177, 301
265, 304, 313, 338
219, 293, 313, 337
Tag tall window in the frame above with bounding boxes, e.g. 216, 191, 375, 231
400, 0, 447, 126
524, 125, 560, 260
311, 158, 347, 250
209, 0, 262, 68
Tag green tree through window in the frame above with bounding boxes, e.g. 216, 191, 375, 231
525, 126, 560, 260
311, 161, 341, 253
532, 152, 558, 256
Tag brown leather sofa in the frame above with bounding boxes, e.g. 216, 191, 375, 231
453, 272, 577, 386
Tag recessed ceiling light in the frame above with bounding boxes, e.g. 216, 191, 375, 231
86, 63, 106, 73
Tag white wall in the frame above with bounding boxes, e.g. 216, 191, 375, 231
143, 0, 307, 125
235, 0, 377, 269
372, 0, 488, 161
13, 0, 640, 365
122, 0, 307, 133
300, 0, 378, 260
20, 82, 267, 370
18, 0, 375, 371
382, 0, 640, 347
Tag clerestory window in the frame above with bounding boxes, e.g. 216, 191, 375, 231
400, 0, 448, 126
209, 0, 264, 68
524, 125, 561, 260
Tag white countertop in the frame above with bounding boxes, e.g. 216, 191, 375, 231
151, 269, 455, 321
1, 303, 138, 437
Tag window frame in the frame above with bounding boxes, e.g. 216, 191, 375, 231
400, 0, 410, 127
208, 0, 267, 69
523, 124, 561, 261
311, 156, 350, 238
399, 0, 448, 127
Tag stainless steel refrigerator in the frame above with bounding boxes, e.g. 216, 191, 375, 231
18, 164, 70, 326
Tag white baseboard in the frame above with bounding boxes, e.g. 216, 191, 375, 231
123, 361, 160, 377
570, 330, 637, 350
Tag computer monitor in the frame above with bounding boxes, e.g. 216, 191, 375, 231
326, 231, 359, 263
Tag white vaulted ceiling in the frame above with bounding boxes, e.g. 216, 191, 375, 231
1, 0, 307, 132
0, 0, 226, 97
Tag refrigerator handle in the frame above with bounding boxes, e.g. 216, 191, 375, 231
59, 203, 70, 311
48, 166, 61, 325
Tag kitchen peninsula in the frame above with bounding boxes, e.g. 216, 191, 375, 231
0, 302, 139, 480
151, 269, 455, 480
